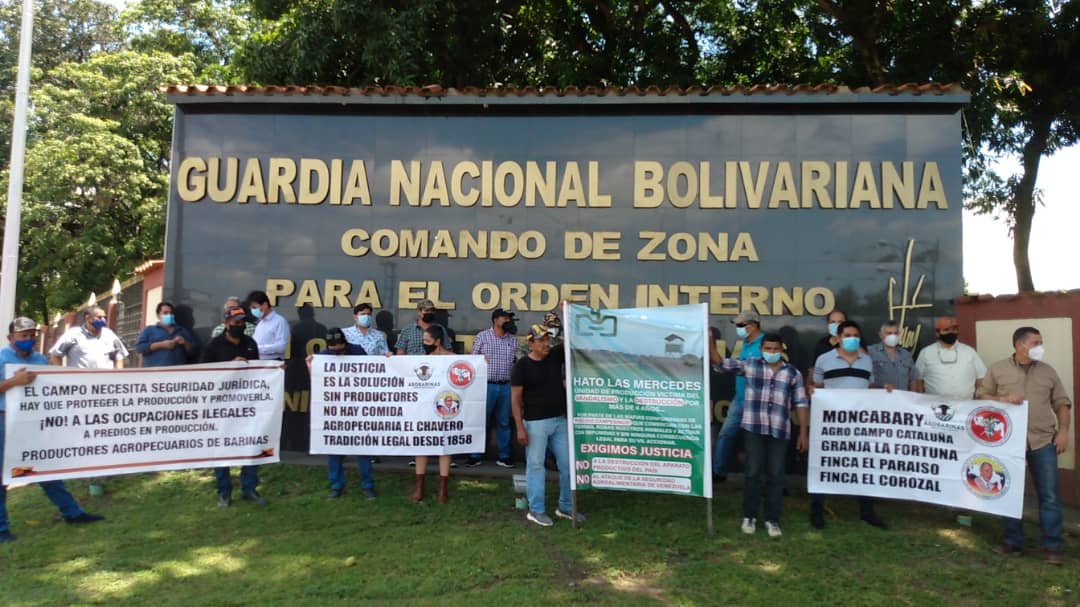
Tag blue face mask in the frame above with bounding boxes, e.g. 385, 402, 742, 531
91, 318, 107, 330
160, 313, 175, 326
841, 336, 861, 352
250, 306, 264, 319
762, 351, 782, 364
356, 314, 372, 328
14, 338, 34, 352
735, 326, 748, 339
828, 322, 840, 337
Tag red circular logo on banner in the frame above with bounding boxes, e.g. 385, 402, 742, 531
967, 407, 1012, 446
447, 361, 475, 388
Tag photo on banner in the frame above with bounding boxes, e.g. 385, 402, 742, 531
808, 389, 1028, 518
309, 355, 487, 455
3, 361, 285, 487
565, 302, 712, 498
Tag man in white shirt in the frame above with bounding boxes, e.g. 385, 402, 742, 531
247, 290, 289, 360
915, 317, 986, 399
48, 306, 128, 369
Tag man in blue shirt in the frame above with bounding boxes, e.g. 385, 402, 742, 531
134, 301, 197, 367
1, 317, 104, 542
713, 311, 764, 481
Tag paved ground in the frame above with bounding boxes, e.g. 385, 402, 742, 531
281, 451, 1080, 535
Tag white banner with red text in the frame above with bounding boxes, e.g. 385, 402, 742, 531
309, 355, 487, 456
809, 389, 1028, 518
3, 361, 284, 486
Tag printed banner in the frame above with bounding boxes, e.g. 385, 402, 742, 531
3, 362, 284, 486
809, 389, 1028, 518
566, 303, 711, 498
309, 355, 487, 455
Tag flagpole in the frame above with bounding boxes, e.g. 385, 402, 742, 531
0, 0, 35, 327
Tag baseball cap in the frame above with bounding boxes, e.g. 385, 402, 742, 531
492, 308, 513, 321
223, 306, 247, 322
526, 324, 550, 341
934, 317, 958, 331
10, 317, 36, 333
732, 311, 760, 325
417, 299, 435, 311
325, 328, 346, 346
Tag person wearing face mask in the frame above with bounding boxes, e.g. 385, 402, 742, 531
710, 333, 809, 538
48, 306, 128, 369
915, 317, 987, 399
410, 325, 455, 503
808, 309, 847, 385
247, 290, 289, 361
134, 301, 196, 367
712, 311, 764, 482
308, 329, 377, 499
868, 321, 922, 392
395, 299, 437, 356
467, 308, 519, 468
211, 297, 257, 338
202, 306, 265, 508
342, 303, 388, 356
978, 326, 1071, 565
810, 320, 888, 530
1, 317, 105, 542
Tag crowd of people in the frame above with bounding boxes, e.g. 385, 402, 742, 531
0, 298, 1071, 565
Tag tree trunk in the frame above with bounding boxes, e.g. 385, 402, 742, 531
1012, 120, 1050, 292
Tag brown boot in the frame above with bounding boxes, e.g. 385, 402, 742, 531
410, 474, 425, 503
438, 475, 450, 504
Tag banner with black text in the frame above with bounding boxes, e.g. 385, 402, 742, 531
3, 362, 284, 486
310, 355, 487, 455
809, 389, 1027, 518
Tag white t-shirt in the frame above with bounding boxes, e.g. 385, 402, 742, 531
49, 325, 128, 368
915, 341, 987, 399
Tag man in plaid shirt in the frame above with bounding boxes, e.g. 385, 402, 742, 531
467, 309, 520, 467
711, 332, 808, 538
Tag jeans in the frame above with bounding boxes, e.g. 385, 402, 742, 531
1004, 442, 1063, 550
524, 416, 571, 514
214, 466, 258, 497
327, 455, 374, 491
0, 416, 84, 532
713, 399, 744, 475
742, 431, 788, 523
473, 383, 512, 460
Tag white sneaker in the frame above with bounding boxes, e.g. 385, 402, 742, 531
741, 517, 756, 535
765, 521, 782, 538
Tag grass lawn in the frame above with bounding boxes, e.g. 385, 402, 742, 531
1, 464, 1076, 606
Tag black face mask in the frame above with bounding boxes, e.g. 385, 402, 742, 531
423, 343, 437, 354
227, 325, 245, 338
421, 313, 436, 324
503, 321, 517, 334
939, 333, 959, 345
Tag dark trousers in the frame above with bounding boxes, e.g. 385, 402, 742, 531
742, 431, 788, 523
811, 493, 876, 518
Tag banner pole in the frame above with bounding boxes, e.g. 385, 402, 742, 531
706, 497, 713, 537
571, 489, 578, 530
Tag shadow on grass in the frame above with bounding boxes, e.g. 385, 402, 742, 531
1, 465, 1077, 606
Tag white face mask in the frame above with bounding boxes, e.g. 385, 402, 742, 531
1027, 345, 1046, 361
883, 334, 899, 348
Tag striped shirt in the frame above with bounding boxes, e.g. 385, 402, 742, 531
712, 358, 809, 440
471, 328, 518, 382
813, 349, 874, 389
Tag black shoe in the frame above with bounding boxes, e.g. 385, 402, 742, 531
217, 494, 231, 508
361, 488, 377, 500
861, 514, 888, 530
328, 488, 344, 499
0, 531, 15, 542
64, 512, 105, 524
241, 491, 268, 506
465, 458, 484, 468
993, 543, 1023, 556
496, 459, 515, 468
810, 510, 825, 529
